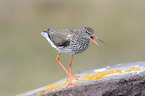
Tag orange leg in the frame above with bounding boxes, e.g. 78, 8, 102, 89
56, 53, 78, 81
64, 56, 81, 89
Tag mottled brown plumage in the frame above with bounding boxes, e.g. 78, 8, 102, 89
41, 27, 104, 88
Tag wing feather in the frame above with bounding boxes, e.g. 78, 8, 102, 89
48, 29, 71, 47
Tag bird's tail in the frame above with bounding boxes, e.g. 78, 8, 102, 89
42, 30, 47, 32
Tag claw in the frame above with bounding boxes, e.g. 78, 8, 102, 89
64, 82, 81, 89
67, 74, 79, 81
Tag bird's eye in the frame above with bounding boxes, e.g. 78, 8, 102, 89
85, 31, 88, 33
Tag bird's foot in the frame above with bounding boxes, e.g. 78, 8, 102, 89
67, 74, 79, 81
64, 82, 81, 89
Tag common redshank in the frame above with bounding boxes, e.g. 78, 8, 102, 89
41, 27, 104, 89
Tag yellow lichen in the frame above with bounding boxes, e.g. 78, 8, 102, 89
18, 67, 142, 96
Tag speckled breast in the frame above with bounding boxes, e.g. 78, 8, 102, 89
58, 38, 91, 55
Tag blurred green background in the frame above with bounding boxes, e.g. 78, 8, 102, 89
0, 0, 145, 95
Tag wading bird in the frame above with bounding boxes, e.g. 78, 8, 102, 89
41, 27, 104, 88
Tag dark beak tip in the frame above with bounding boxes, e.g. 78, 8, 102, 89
99, 47, 102, 51
98, 39, 105, 44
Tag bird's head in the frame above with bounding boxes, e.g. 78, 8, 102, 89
82, 27, 105, 50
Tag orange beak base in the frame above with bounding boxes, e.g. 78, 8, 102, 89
90, 36, 102, 50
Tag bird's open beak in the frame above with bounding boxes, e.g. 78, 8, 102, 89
90, 35, 105, 50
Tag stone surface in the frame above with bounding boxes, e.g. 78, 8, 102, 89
17, 62, 145, 96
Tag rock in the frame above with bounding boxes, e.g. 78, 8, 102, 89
17, 62, 145, 96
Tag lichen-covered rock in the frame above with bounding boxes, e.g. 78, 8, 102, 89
17, 62, 145, 96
